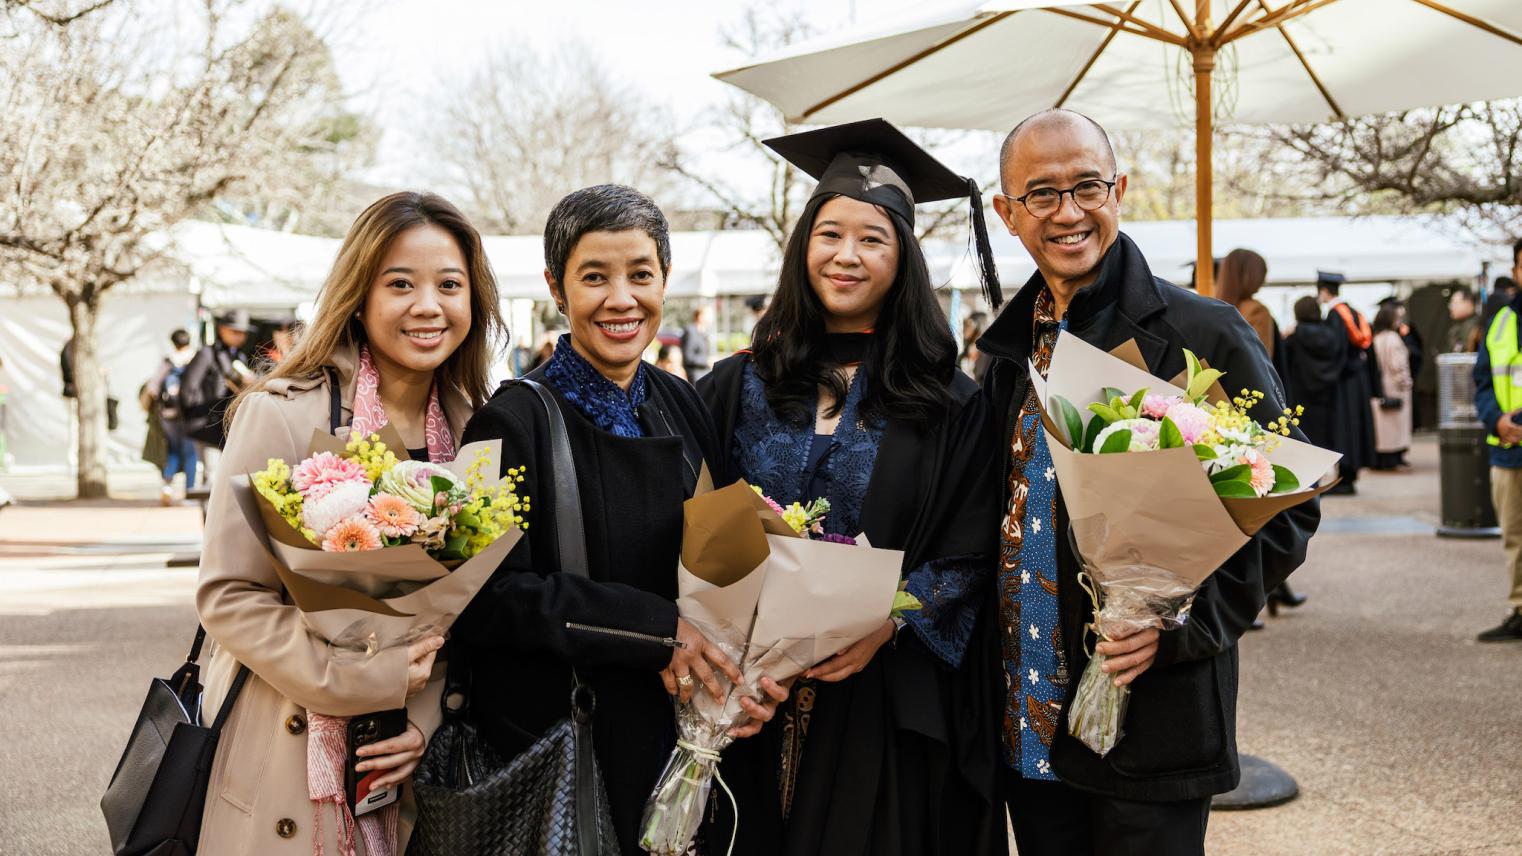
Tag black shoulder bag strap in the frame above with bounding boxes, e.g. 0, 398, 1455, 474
192, 367, 343, 732
517, 376, 601, 854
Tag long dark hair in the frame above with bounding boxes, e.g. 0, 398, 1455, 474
750, 194, 956, 428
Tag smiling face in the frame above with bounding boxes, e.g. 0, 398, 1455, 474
549, 229, 666, 388
806, 196, 901, 333
358, 224, 472, 382
994, 115, 1125, 301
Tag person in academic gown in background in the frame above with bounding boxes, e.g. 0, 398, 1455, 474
1315, 270, 1378, 495
698, 119, 1007, 856
1282, 296, 1345, 444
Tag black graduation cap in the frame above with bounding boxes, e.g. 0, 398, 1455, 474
764, 118, 1002, 309
1316, 270, 1346, 286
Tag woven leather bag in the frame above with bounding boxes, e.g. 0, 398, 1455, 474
409, 377, 620, 855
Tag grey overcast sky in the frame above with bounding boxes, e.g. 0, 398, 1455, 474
330, 0, 927, 186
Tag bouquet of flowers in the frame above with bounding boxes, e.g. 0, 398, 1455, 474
639, 479, 905, 856
228, 425, 527, 662
751, 487, 922, 618
1031, 332, 1339, 757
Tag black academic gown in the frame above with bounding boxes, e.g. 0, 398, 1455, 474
697, 353, 1006, 856
1282, 319, 1345, 454
451, 366, 726, 855
1323, 305, 1378, 480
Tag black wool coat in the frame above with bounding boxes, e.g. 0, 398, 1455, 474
977, 232, 1321, 802
451, 366, 726, 855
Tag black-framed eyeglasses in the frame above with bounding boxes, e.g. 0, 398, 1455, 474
1005, 175, 1118, 219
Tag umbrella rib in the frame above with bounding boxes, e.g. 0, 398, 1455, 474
1222, 0, 1339, 44
1091, 2, 1184, 44
797, 11, 1017, 121
1213, 0, 1259, 46
1046, 7, 1186, 46
1256, 0, 1345, 119
1057, 1, 1144, 108
1407, 0, 1522, 47
1166, 0, 1203, 42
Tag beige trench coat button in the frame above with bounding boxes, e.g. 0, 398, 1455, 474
275, 818, 297, 838
285, 714, 306, 735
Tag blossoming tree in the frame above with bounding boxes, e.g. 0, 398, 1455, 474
0, 1, 361, 496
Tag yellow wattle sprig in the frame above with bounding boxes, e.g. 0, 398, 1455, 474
345, 432, 399, 481
250, 457, 317, 542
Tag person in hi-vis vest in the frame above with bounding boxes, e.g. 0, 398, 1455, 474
1473, 236, 1522, 643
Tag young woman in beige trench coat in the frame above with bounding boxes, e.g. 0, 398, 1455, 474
194, 191, 504, 856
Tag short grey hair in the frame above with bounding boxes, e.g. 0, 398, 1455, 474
543, 184, 671, 284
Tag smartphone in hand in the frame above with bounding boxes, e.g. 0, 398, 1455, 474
345, 709, 408, 816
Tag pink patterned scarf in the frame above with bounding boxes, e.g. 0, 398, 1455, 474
307, 345, 456, 856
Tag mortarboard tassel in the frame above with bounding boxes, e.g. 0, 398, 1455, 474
967, 177, 1003, 310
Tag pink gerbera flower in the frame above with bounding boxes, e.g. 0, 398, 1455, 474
1239, 450, 1276, 496
321, 516, 383, 552
291, 452, 368, 499
366, 493, 422, 538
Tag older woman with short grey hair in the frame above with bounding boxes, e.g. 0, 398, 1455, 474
451, 184, 787, 852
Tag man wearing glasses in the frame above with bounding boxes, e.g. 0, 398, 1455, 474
973, 109, 1320, 855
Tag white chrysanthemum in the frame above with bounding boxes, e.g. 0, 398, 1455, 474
302, 480, 373, 537
1091, 418, 1161, 453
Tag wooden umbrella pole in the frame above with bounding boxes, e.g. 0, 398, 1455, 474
1192, 2, 1216, 297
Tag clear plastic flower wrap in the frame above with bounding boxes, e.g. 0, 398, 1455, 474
1065, 517, 1199, 757
639, 638, 806, 856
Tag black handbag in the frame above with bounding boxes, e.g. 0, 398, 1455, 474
409, 377, 620, 855
101, 365, 341, 854
100, 627, 250, 856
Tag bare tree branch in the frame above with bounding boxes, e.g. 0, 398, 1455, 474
0, 1, 368, 495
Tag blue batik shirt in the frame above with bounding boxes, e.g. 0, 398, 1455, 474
999, 289, 1069, 780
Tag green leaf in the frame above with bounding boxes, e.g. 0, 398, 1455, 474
1270, 465, 1301, 494
1194, 444, 1218, 461
1213, 479, 1259, 498
1087, 402, 1123, 424
1158, 417, 1183, 450
444, 531, 469, 555
1209, 463, 1251, 484
429, 475, 455, 499
1101, 387, 1127, 403
1184, 348, 1203, 382
1083, 413, 1106, 454
1051, 395, 1085, 449
1127, 387, 1149, 413
1099, 429, 1132, 454
1187, 368, 1226, 402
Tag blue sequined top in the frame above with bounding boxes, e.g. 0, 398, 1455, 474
730, 359, 984, 667
541, 335, 650, 438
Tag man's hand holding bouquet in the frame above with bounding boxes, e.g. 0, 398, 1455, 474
1032, 332, 1340, 757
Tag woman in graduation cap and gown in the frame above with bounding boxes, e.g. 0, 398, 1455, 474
698, 120, 1007, 856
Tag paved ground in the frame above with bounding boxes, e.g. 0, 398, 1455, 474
0, 435, 1517, 855
1207, 438, 1521, 856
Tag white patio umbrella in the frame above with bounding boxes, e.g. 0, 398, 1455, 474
714, 0, 1522, 296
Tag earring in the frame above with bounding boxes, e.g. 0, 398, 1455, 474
556, 303, 566, 314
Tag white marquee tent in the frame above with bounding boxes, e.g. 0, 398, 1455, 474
0, 215, 1510, 472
